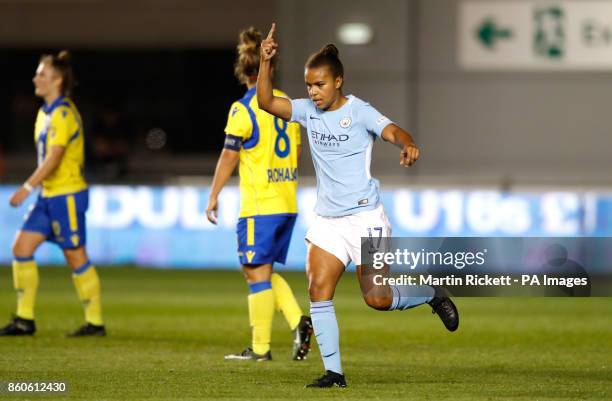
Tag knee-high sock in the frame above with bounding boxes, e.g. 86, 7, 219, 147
12, 258, 39, 320
388, 285, 434, 311
311, 300, 342, 374
72, 262, 103, 326
248, 281, 275, 355
271, 273, 302, 330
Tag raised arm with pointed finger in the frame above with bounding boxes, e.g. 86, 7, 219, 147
256, 23, 292, 121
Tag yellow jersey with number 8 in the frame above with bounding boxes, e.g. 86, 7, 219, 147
224, 88, 301, 218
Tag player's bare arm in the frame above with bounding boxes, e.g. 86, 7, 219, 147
10, 145, 65, 207
206, 148, 240, 224
256, 23, 292, 121
381, 124, 420, 167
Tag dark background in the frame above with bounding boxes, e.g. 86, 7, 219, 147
2, 49, 242, 153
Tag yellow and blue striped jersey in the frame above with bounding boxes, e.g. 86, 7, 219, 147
34, 96, 87, 197
224, 87, 301, 217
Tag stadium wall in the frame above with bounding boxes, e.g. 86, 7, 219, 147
278, 0, 612, 184
0, 0, 275, 47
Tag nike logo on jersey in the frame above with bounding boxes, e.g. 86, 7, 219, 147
309, 115, 319, 120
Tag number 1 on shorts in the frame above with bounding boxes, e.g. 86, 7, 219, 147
367, 226, 383, 252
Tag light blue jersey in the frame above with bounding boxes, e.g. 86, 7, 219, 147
290, 95, 392, 217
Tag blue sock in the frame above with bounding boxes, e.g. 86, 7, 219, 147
388, 285, 434, 311
310, 300, 342, 375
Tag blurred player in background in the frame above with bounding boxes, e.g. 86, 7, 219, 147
258, 23, 459, 387
206, 27, 312, 361
0, 51, 105, 337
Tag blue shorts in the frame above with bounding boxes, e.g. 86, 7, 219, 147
22, 190, 89, 249
236, 214, 297, 266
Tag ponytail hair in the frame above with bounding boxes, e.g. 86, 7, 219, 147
40, 50, 75, 97
234, 26, 277, 84
305, 44, 344, 78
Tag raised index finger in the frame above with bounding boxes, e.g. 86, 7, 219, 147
266, 22, 276, 39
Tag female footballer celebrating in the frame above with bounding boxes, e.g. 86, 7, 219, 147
206, 27, 312, 361
0, 51, 105, 337
257, 23, 459, 387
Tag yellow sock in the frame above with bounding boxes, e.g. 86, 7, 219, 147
72, 263, 103, 326
271, 273, 303, 330
247, 281, 274, 355
12, 259, 39, 320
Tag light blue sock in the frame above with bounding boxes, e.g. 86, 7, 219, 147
310, 300, 342, 375
388, 285, 435, 311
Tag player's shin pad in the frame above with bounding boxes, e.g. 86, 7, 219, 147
248, 287, 275, 355
72, 265, 103, 326
12, 259, 39, 320
271, 273, 302, 329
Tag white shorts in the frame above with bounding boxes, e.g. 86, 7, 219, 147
305, 204, 392, 266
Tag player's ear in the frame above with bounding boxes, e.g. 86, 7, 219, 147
335, 76, 343, 89
51, 71, 63, 89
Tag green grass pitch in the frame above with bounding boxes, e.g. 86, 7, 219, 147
0, 266, 610, 400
